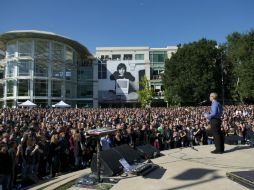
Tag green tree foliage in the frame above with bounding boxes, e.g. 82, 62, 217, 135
163, 39, 234, 105
226, 30, 254, 103
137, 76, 153, 107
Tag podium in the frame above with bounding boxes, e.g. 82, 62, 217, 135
87, 128, 116, 182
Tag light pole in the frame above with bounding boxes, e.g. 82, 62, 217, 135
221, 50, 225, 106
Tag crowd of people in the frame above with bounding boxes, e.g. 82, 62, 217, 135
0, 105, 254, 190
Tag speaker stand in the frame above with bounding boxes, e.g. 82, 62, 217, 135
96, 137, 101, 182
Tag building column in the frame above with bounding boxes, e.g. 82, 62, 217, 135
13, 40, 18, 107
48, 41, 52, 106
93, 59, 98, 108
30, 39, 35, 101
62, 45, 66, 100
3, 80, 6, 108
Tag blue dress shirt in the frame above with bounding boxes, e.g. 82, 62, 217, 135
206, 100, 223, 121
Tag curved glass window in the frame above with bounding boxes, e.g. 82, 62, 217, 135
18, 39, 32, 57
52, 80, 62, 97
52, 60, 63, 78
34, 40, 49, 59
18, 79, 29, 96
18, 60, 31, 76
66, 82, 76, 98
0, 83, 3, 98
34, 79, 47, 96
6, 80, 14, 96
34, 99, 48, 107
6, 41, 16, 58
65, 47, 73, 62
0, 66, 4, 79
6, 61, 15, 77
52, 42, 64, 61
78, 66, 93, 81
34, 58, 48, 77
77, 82, 93, 98
65, 61, 76, 80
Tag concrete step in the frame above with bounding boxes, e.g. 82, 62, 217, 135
26, 169, 90, 190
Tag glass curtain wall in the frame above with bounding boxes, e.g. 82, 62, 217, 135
34, 40, 49, 77
3, 37, 92, 107
52, 42, 64, 78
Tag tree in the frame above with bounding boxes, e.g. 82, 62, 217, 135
163, 38, 234, 105
137, 76, 154, 107
226, 30, 254, 103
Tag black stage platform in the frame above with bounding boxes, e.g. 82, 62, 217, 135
227, 170, 254, 189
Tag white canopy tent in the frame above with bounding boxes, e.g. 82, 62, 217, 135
19, 100, 37, 107
52, 100, 71, 108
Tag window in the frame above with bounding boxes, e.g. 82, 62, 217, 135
151, 68, 163, 80
78, 66, 93, 81
65, 69, 73, 80
52, 60, 63, 78
150, 51, 167, 64
105, 55, 110, 60
18, 79, 29, 96
6, 61, 15, 77
33, 99, 48, 108
52, 80, 62, 97
34, 59, 48, 77
65, 47, 73, 62
6, 41, 16, 58
0, 66, 4, 79
135, 54, 144, 60
76, 100, 93, 108
66, 82, 76, 98
52, 42, 64, 61
18, 61, 30, 76
100, 55, 110, 61
6, 80, 14, 97
6, 100, 13, 108
65, 61, 76, 80
34, 80, 47, 96
0, 83, 3, 98
112, 54, 121, 60
98, 62, 107, 79
18, 39, 32, 57
34, 40, 49, 59
78, 83, 93, 98
123, 54, 132, 60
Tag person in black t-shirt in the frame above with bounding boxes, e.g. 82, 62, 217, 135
0, 142, 12, 190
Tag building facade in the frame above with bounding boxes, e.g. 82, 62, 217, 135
0, 30, 98, 108
95, 46, 177, 106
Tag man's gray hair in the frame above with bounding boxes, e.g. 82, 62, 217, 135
210, 92, 218, 99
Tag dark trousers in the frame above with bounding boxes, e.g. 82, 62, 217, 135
210, 118, 224, 152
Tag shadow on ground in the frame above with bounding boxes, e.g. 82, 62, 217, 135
143, 167, 167, 179
173, 168, 217, 180
162, 168, 223, 190
224, 145, 253, 153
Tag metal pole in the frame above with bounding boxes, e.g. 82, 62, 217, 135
96, 137, 101, 182
221, 51, 225, 106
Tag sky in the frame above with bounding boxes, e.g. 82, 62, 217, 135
0, 0, 253, 53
